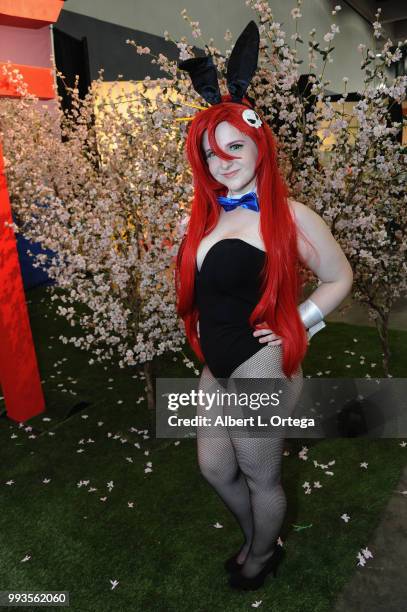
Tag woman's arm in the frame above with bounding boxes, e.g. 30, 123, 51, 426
289, 199, 354, 317
253, 199, 353, 346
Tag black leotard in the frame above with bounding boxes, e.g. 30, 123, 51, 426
195, 238, 267, 379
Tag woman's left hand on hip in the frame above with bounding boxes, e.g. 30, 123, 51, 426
253, 324, 282, 346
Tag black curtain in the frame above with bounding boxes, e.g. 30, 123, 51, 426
53, 27, 91, 111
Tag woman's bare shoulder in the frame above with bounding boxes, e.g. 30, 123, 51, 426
287, 198, 325, 234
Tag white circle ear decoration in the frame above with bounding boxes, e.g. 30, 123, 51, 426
242, 108, 262, 128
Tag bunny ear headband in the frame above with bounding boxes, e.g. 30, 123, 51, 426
178, 20, 263, 129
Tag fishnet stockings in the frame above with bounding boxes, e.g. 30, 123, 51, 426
197, 344, 303, 578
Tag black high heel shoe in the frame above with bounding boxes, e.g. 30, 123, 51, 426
228, 546, 285, 591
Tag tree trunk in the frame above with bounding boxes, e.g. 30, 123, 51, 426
143, 360, 155, 410
375, 312, 391, 377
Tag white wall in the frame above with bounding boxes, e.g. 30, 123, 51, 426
62, 0, 378, 92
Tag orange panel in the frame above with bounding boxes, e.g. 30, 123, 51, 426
0, 0, 63, 28
0, 62, 55, 99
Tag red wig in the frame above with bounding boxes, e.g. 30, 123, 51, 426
175, 96, 308, 377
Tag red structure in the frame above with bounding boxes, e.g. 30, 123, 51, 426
0, 0, 63, 422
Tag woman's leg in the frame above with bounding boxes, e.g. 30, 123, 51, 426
228, 345, 303, 577
230, 435, 286, 576
196, 365, 254, 563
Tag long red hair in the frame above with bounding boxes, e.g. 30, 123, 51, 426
175, 96, 307, 377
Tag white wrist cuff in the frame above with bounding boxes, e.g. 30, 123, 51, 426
298, 299, 326, 339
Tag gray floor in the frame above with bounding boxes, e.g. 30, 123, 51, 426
333, 465, 407, 612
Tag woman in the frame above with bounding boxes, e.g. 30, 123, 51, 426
175, 22, 353, 591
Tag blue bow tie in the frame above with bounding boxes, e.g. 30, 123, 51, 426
217, 191, 260, 212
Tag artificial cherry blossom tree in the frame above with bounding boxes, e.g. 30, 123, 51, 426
0, 70, 195, 409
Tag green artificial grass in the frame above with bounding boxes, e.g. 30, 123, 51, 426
0, 284, 406, 612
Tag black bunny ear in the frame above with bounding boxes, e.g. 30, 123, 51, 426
178, 56, 222, 105
226, 21, 259, 103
